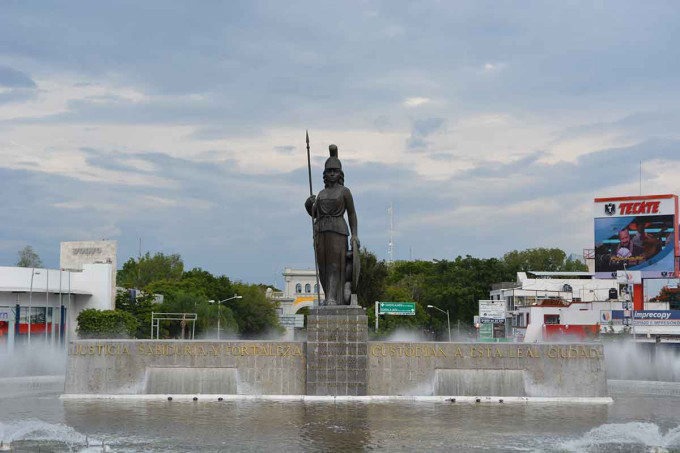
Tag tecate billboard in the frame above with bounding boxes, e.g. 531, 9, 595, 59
594, 194, 679, 279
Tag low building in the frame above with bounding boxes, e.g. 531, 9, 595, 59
0, 263, 114, 351
488, 271, 680, 342
270, 268, 323, 316
490, 271, 620, 309
0, 240, 117, 351
268, 268, 324, 340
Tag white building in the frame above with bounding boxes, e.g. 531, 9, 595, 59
268, 268, 324, 340
61, 240, 117, 306
490, 271, 620, 308
0, 241, 117, 351
270, 268, 323, 316
489, 271, 678, 342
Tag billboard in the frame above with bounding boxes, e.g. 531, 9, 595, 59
479, 300, 506, 323
594, 195, 678, 279
60, 240, 117, 306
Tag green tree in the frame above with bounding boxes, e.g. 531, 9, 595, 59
77, 309, 139, 338
502, 248, 588, 273
181, 268, 234, 301
157, 292, 208, 338
16, 245, 42, 268
117, 252, 184, 288
115, 289, 156, 338
154, 290, 240, 339
650, 286, 680, 310
209, 302, 239, 338
230, 283, 283, 338
367, 302, 431, 337
356, 248, 388, 307
381, 256, 513, 339
144, 279, 205, 305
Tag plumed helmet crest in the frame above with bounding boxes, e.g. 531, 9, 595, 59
324, 144, 342, 170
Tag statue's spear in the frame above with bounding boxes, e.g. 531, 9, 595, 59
306, 131, 322, 308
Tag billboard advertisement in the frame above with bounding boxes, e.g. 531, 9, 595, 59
594, 195, 678, 279
479, 300, 506, 323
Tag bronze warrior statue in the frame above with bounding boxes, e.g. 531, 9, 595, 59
305, 144, 360, 306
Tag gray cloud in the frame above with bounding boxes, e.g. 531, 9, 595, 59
1, 137, 678, 282
2, 1, 680, 284
0, 65, 37, 104
0, 66, 36, 88
81, 148, 153, 174
407, 117, 445, 151
275, 145, 296, 155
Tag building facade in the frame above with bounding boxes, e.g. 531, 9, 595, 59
268, 268, 324, 340
488, 271, 679, 342
0, 240, 117, 352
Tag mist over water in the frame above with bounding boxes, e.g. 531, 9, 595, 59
383, 328, 429, 342
0, 343, 66, 378
604, 340, 680, 382
380, 325, 477, 342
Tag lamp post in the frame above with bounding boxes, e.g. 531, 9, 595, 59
45, 269, 49, 343
28, 269, 41, 346
209, 294, 242, 340
427, 305, 451, 342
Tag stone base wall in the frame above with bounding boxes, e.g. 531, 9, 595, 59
368, 342, 608, 397
64, 340, 608, 397
65, 340, 306, 395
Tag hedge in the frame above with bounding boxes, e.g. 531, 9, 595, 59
76, 308, 140, 339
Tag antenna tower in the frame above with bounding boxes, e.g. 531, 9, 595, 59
388, 202, 394, 264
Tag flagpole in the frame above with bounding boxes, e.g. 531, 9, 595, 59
307, 131, 322, 308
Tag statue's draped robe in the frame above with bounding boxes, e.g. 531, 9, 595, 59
307, 186, 352, 305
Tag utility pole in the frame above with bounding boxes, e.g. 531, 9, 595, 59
388, 202, 394, 264
375, 302, 379, 332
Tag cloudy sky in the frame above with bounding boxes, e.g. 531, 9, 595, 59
1, 1, 679, 287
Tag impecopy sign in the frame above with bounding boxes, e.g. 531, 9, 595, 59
601, 310, 680, 326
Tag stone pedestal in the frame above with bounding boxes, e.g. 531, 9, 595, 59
306, 306, 368, 396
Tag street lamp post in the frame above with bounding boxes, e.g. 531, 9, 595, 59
28, 269, 41, 346
45, 269, 49, 343
209, 294, 242, 340
427, 305, 451, 342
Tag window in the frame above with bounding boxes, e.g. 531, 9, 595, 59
314, 284, 319, 293
305, 284, 311, 293
544, 314, 560, 325
295, 283, 302, 293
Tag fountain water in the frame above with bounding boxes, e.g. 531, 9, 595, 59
145, 367, 238, 394
435, 369, 526, 396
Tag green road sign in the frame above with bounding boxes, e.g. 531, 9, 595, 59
479, 322, 493, 340
378, 302, 416, 316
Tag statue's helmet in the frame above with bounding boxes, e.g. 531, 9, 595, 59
324, 144, 342, 170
